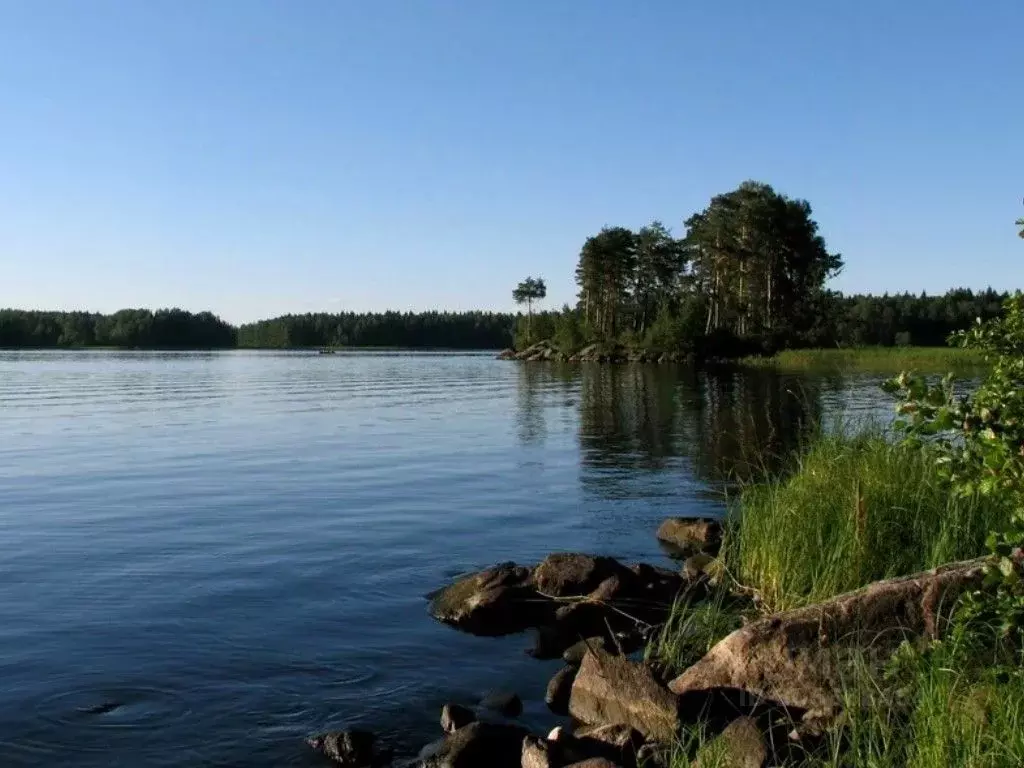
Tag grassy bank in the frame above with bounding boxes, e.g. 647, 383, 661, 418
739, 346, 987, 374
650, 427, 1016, 767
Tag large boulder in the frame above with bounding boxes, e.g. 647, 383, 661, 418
420, 721, 529, 768
670, 557, 990, 724
656, 518, 722, 557
569, 648, 680, 743
306, 730, 386, 766
428, 562, 545, 636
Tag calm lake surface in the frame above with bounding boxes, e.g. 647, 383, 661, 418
0, 351, 893, 766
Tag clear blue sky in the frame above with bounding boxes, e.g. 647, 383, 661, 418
1, 1, 1021, 323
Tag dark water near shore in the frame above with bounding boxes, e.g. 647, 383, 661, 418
0, 351, 892, 766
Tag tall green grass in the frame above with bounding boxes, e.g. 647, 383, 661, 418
740, 346, 987, 374
669, 642, 1024, 768
727, 429, 1009, 613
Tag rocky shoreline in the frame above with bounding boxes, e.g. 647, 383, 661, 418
497, 340, 688, 365
306, 517, 986, 767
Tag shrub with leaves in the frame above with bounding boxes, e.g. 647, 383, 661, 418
884, 293, 1024, 650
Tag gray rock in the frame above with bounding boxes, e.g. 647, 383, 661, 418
440, 702, 476, 733
562, 636, 609, 666
420, 721, 529, 768
569, 649, 680, 743
545, 666, 577, 715
428, 562, 546, 636
656, 518, 722, 557
532, 553, 631, 598
306, 729, 382, 766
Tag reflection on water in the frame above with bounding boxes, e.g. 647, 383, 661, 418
515, 363, 833, 486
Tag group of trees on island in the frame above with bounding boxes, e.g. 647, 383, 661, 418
514, 180, 1012, 356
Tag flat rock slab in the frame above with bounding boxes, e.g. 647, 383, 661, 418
569, 648, 680, 743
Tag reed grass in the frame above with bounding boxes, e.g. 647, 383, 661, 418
739, 346, 986, 374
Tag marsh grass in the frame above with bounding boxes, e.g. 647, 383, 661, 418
727, 428, 1009, 613
739, 346, 987, 374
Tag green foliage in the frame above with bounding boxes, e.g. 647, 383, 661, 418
512, 276, 547, 345
886, 293, 1024, 648
645, 589, 744, 678
565, 182, 1005, 359
684, 180, 843, 340
237, 310, 515, 349
0, 308, 235, 348
730, 428, 1008, 613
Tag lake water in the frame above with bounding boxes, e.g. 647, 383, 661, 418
0, 351, 893, 766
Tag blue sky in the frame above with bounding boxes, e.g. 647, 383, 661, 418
1, 1, 1021, 323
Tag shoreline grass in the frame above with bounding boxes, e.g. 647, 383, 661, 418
739, 346, 987, 374
655, 426, 1015, 767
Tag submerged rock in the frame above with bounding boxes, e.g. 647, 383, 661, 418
656, 518, 722, 557
569, 648, 680, 743
479, 690, 522, 718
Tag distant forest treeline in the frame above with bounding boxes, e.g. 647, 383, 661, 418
0, 290, 1011, 350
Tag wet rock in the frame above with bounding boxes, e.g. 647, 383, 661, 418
545, 666, 577, 715
569, 648, 680, 743
532, 553, 631, 598
563, 636, 609, 666
420, 721, 530, 768
669, 556, 991, 724
440, 703, 476, 733
306, 729, 383, 766
691, 717, 767, 768
480, 690, 522, 718
428, 562, 546, 636
528, 623, 574, 660
656, 518, 722, 557
497, 348, 516, 360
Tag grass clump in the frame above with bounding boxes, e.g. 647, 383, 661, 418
740, 346, 987, 374
728, 428, 1009, 613
645, 589, 745, 679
